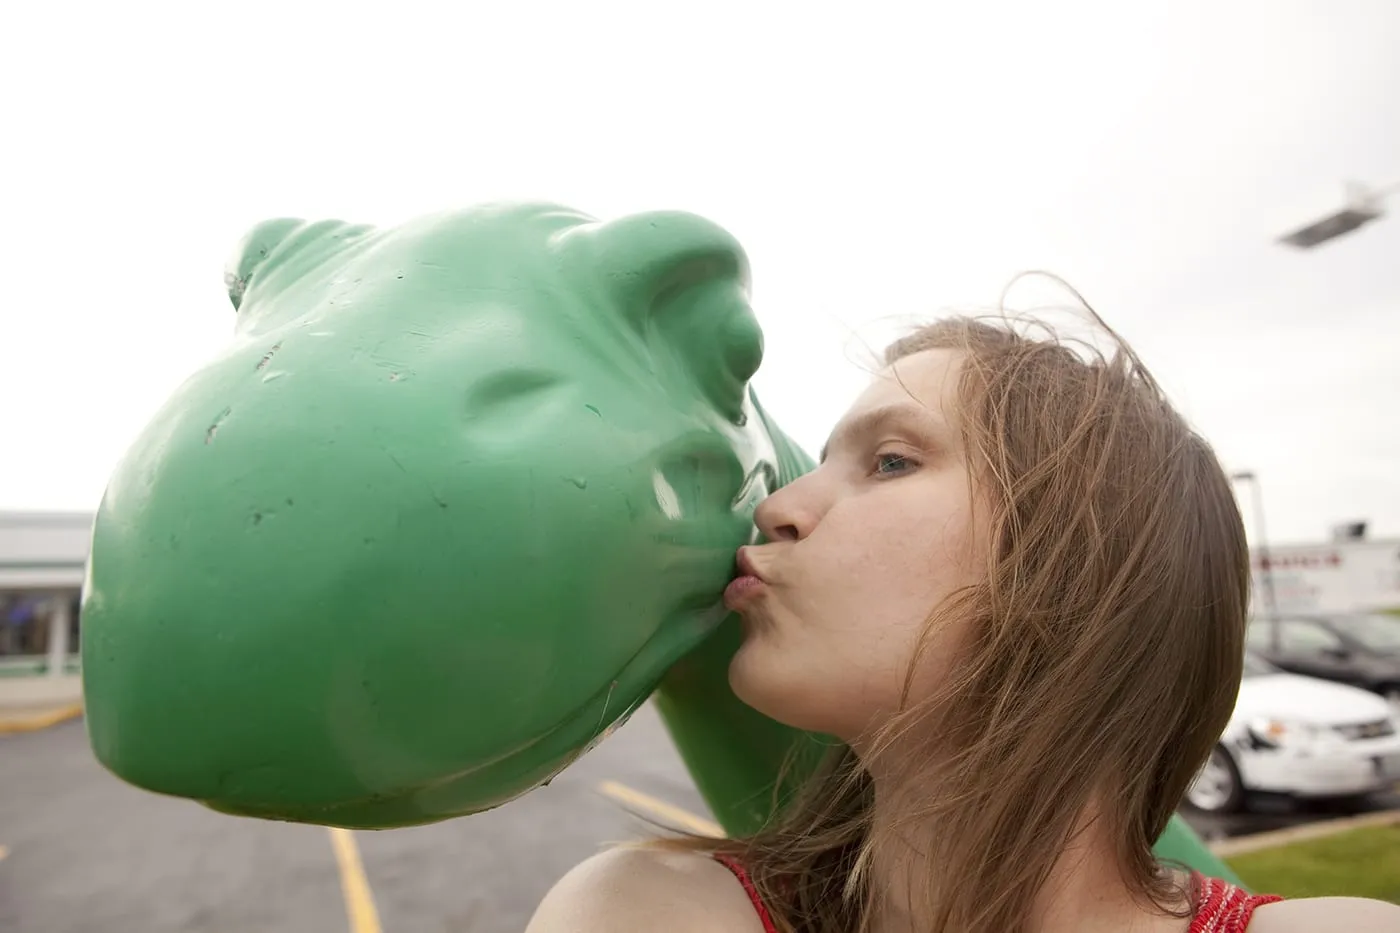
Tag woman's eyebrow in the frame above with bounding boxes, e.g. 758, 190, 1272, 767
818, 403, 944, 463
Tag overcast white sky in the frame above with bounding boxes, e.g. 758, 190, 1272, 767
2, 1, 1397, 546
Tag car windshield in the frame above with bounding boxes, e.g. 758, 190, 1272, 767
1332, 613, 1400, 653
1241, 652, 1278, 677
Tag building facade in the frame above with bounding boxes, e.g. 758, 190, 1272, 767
1250, 537, 1400, 616
0, 511, 89, 678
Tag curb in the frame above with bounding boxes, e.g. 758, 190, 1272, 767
1209, 806, 1400, 858
0, 703, 84, 736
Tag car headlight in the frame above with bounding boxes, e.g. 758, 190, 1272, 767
1246, 718, 1337, 753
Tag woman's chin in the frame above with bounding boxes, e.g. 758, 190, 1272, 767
727, 641, 836, 735
726, 636, 780, 715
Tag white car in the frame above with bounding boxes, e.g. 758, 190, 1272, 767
1185, 652, 1400, 813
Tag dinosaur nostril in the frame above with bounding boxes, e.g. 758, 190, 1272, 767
720, 305, 763, 389
693, 288, 763, 426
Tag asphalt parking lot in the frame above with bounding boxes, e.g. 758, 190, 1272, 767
1, 706, 1396, 933
1185, 782, 1400, 843
0, 704, 715, 933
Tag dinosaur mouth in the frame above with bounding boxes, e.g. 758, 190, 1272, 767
730, 460, 776, 510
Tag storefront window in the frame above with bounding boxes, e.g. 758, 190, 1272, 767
0, 590, 82, 673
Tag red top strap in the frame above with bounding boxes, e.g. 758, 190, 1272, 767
713, 853, 780, 933
712, 857, 1280, 933
1189, 871, 1283, 933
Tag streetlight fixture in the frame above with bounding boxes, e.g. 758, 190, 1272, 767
1230, 470, 1281, 652
1277, 179, 1399, 249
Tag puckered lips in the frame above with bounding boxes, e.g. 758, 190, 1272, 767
723, 546, 767, 611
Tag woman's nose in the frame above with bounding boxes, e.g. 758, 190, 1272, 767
753, 477, 822, 542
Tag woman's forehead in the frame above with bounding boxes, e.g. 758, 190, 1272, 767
820, 350, 965, 460
867, 347, 964, 411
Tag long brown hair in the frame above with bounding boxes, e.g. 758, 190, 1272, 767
646, 296, 1251, 933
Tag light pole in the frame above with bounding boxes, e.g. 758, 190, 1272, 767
1230, 471, 1280, 650
1276, 178, 1399, 249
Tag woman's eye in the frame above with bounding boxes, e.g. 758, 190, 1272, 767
873, 452, 915, 477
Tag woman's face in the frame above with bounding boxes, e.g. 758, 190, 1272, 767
726, 348, 989, 743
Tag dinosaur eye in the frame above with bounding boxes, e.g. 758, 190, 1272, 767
459, 368, 570, 449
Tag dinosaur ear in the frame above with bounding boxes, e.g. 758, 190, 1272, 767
223, 218, 375, 314
578, 210, 763, 424
223, 218, 307, 311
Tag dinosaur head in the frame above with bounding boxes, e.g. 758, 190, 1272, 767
81, 202, 810, 827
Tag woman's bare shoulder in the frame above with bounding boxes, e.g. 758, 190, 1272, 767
523, 844, 769, 933
1247, 896, 1400, 931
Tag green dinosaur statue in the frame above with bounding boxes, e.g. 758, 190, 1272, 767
79, 202, 1240, 882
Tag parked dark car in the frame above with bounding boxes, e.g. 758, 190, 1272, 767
1245, 612, 1400, 708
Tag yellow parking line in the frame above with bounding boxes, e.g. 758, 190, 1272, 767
326, 827, 383, 933
0, 703, 84, 735
0, 844, 8, 861
597, 781, 724, 837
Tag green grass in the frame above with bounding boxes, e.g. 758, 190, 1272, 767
1228, 824, 1400, 903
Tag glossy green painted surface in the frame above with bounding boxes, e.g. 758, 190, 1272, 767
81, 201, 1235, 883
84, 203, 785, 826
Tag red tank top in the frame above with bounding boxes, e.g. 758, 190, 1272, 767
712, 854, 1281, 933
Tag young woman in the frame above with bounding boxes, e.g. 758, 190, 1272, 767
525, 311, 1400, 933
